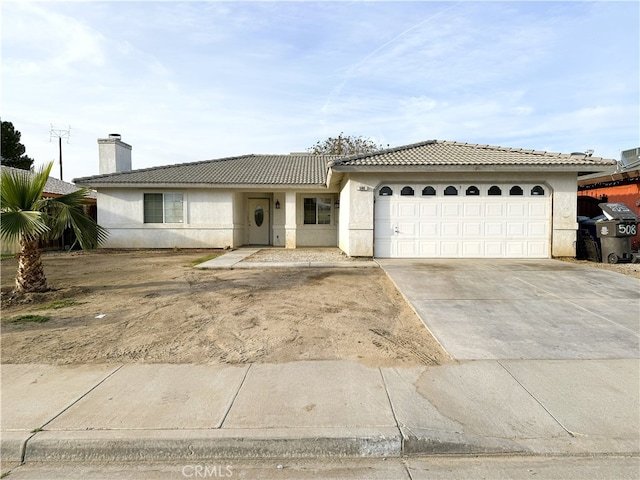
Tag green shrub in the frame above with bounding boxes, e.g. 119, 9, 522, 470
9, 314, 50, 324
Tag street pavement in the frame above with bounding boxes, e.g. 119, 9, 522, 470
2, 256, 639, 472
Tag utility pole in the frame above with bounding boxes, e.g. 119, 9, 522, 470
49, 125, 71, 180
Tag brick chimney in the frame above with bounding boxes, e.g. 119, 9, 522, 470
98, 133, 132, 174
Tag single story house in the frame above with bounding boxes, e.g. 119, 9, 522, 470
74, 135, 616, 258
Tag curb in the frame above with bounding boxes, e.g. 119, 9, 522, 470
10, 428, 638, 463
11, 428, 536, 463
21, 428, 403, 462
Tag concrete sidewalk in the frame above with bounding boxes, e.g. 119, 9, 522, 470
3, 359, 638, 463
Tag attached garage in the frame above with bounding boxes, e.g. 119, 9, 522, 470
374, 182, 550, 258
332, 140, 617, 259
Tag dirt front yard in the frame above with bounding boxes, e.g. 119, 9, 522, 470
1, 250, 449, 367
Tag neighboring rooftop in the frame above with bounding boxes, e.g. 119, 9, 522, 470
331, 140, 617, 169
1, 165, 97, 199
75, 154, 342, 186
578, 146, 640, 187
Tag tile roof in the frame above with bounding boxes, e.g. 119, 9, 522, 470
74, 154, 340, 186
1, 165, 97, 198
331, 140, 618, 168
74, 140, 618, 188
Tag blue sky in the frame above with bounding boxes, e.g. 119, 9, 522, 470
2, 1, 638, 181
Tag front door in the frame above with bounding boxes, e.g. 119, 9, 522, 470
248, 198, 270, 245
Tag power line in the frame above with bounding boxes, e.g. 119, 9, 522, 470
49, 125, 71, 180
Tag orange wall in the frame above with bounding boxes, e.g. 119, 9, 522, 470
581, 184, 640, 249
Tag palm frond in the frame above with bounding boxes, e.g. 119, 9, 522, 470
38, 189, 108, 248
1, 161, 107, 251
0, 210, 50, 243
66, 207, 109, 249
1, 163, 53, 211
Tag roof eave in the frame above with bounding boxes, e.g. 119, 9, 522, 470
81, 182, 334, 190
578, 169, 640, 187
331, 164, 615, 173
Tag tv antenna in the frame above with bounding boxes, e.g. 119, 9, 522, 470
49, 125, 71, 180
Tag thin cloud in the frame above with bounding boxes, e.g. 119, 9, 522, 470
1, 1, 637, 180
322, 2, 463, 113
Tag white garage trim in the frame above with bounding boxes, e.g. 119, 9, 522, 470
374, 183, 551, 258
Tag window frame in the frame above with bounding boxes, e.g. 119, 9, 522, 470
303, 197, 332, 225
143, 192, 184, 224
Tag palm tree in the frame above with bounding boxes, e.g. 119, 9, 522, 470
1, 162, 108, 294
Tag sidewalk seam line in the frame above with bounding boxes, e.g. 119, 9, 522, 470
497, 361, 577, 438
20, 364, 125, 464
37, 365, 126, 431
219, 364, 252, 428
378, 368, 405, 454
19, 432, 37, 464
402, 457, 415, 480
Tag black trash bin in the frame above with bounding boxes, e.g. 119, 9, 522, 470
595, 203, 639, 264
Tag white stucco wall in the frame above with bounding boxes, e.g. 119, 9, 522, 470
275, 191, 339, 248
96, 188, 340, 249
294, 193, 338, 247
233, 192, 246, 247
547, 173, 579, 257
94, 171, 583, 256
97, 188, 236, 249
338, 181, 351, 254
272, 192, 286, 247
338, 171, 579, 258
338, 177, 376, 257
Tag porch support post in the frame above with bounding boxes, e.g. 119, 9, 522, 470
285, 191, 297, 248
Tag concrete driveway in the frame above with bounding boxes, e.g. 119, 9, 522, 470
377, 259, 640, 360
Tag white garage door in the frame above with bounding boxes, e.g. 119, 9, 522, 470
374, 183, 550, 258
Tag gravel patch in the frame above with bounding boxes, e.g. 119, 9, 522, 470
242, 248, 371, 263
556, 257, 640, 279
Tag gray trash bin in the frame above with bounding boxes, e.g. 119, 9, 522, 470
595, 203, 639, 264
